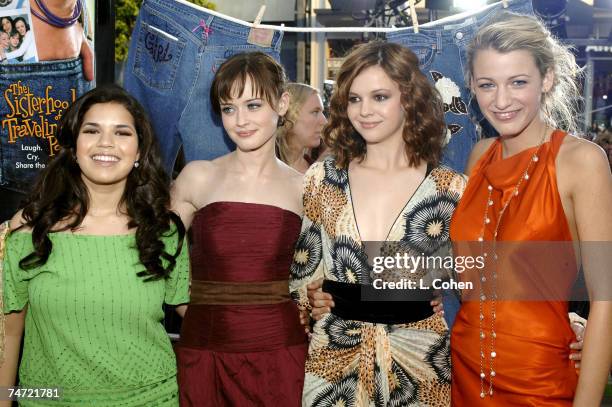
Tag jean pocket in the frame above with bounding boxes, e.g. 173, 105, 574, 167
408, 44, 436, 70
133, 21, 186, 91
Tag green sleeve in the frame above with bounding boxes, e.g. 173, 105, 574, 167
164, 235, 190, 305
3, 233, 31, 313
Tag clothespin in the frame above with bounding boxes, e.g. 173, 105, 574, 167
501, 0, 508, 8
253, 5, 266, 27
408, 0, 419, 33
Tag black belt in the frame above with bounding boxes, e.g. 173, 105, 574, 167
322, 280, 434, 325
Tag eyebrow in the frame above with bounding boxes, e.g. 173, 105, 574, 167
476, 74, 531, 81
349, 88, 391, 94
82, 122, 135, 130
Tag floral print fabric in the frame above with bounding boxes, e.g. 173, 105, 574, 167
290, 157, 466, 406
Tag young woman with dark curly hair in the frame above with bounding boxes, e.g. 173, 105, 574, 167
0, 85, 188, 406
289, 41, 466, 406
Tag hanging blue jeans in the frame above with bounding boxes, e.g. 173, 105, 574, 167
387, 0, 534, 175
388, 0, 534, 327
123, 0, 284, 173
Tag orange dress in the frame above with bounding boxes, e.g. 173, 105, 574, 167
450, 130, 579, 406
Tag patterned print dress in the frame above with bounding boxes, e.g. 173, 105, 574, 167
290, 157, 466, 407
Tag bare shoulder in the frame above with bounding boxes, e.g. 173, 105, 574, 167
8, 209, 29, 231
278, 160, 305, 196
466, 137, 497, 176
172, 160, 220, 215
557, 135, 611, 200
558, 135, 610, 176
175, 160, 217, 185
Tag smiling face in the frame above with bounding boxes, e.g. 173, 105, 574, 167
220, 75, 288, 153
15, 20, 26, 36
346, 65, 406, 145
9, 32, 19, 48
0, 32, 8, 50
1, 18, 11, 34
292, 92, 326, 149
472, 48, 553, 138
76, 103, 140, 190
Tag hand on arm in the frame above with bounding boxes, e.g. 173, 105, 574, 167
568, 312, 586, 368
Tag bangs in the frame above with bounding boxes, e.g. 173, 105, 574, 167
210, 52, 286, 115
217, 71, 266, 105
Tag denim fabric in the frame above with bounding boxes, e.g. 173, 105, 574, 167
0, 58, 92, 194
124, 0, 284, 173
387, 0, 533, 174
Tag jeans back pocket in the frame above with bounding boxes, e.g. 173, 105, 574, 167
133, 19, 186, 91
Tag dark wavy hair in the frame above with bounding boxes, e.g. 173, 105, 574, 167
13, 16, 29, 33
1, 16, 14, 34
325, 41, 446, 168
18, 84, 185, 280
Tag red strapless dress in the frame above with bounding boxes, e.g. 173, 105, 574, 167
176, 202, 308, 407
450, 131, 578, 406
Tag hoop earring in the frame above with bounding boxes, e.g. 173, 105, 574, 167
277, 116, 286, 127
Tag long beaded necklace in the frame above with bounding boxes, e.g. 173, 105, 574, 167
31, 0, 83, 28
476, 128, 549, 398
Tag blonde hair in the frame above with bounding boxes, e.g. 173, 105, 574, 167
275, 83, 319, 164
466, 12, 583, 134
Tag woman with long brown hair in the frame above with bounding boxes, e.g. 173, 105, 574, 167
0, 85, 188, 406
290, 41, 465, 406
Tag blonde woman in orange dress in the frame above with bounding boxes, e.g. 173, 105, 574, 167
450, 12, 612, 406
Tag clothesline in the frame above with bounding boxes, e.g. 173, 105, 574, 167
173, 0, 509, 34
174, 0, 397, 32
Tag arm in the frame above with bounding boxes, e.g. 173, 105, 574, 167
1, 213, 29, 405
171, 161, 208, 230
289, 164, 326, 319
0, 310, 25, 407
568, 143, 612, 407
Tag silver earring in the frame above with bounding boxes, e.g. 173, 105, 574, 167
134, 161, 140, 168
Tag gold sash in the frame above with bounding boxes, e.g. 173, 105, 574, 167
190, 279, 290, 305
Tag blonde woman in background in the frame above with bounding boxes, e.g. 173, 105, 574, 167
276, 83, 327, 173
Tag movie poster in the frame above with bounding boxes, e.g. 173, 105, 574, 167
0, 0, 93, 221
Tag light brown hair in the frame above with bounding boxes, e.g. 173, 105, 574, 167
325, 41, 446, 168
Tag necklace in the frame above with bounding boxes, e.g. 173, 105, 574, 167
31, 0, 83, 28
476, 129, 549, 398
